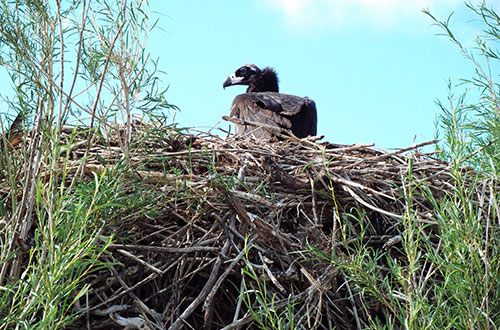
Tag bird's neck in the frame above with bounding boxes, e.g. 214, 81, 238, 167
247, 67, 279, 93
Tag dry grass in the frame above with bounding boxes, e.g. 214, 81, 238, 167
2, 122, 473, 329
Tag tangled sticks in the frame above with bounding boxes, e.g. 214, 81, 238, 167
7, 123, 467, 329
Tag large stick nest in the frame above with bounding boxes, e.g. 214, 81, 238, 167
8, 122, 467, 329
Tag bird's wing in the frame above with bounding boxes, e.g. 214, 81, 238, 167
288, 97, 317, 137
229, 92, 317, 138
230, 93, 292, 132
254, 92, 317, 138
250, 92, 308, 116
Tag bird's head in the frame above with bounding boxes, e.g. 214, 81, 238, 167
223, 64, 279, 93
223, 64, 261, 89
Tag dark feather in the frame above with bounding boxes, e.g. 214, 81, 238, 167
7, 112, 23, 147
230, 92, 317, 138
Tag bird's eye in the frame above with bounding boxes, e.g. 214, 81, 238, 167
239, 68, 246, 75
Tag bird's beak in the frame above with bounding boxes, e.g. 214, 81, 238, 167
223, 74, 243, 89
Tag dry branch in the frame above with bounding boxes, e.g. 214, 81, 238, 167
1, 122, 478, 329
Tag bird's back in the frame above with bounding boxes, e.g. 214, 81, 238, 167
230, 92, 317, 138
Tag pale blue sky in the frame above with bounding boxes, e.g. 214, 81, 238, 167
146, 0, 498, 149
0, 1, 496, 150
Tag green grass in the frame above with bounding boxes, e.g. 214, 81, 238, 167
240, 238, 303, 330
0, 1, 175, 328
308, 4, 500, 328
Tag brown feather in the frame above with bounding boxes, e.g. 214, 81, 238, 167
230, 92, 316, 138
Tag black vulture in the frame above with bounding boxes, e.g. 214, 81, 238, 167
223, 64, 317, 139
